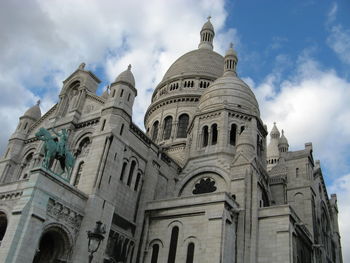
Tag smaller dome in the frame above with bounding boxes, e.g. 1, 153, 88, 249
23, 100, 41, 121
198, 76, 260, 116
201, 16, 214, 32
115, 65, 135, 87
279, 130, 289, 146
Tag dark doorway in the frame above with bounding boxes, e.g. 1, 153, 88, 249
33, 227, 70, 263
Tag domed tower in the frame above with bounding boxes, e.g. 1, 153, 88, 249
105, 65, 137, 118
101, 65, 137, 134
144, 19, 224, 165
278, 129, 289, 154
190, 44, 265, 162
198, 16, 215, 50
13, 100, 41, 137
267, 122, 281, 170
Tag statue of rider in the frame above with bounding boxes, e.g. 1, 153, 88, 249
52, 128, 68, 158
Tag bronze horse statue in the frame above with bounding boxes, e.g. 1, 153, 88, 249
35, 127, 75, 179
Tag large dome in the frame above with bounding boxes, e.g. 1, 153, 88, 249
161, 49, 224, 81
198, 75, 260, 117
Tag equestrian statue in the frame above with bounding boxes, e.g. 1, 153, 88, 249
35, 127, 75, 180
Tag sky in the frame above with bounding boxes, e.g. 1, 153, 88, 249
0, 0, 350, 260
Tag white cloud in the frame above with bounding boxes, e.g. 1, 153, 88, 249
252, 54, 350, 177
326, 2, 350, 65
0, 0, 234, 153
329, 174, 350, 263
327, 25, 350, 65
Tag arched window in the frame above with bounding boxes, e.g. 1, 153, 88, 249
151, 244, 160, 263
120, 162, 127, 181
163, 116, 173, 140
127, 160, 136, 186
134, 173, 142, 191
202, 126, 209, 147
177, 114, 189, 138
240, 126, 245, 134
152, 121, 159, 141
168, 226, 179, 263
186, 243, 195, 263
73, 162, 84, 186
211, 124, 218, 145
0, 212, 7, 245
229, 124, 237, 146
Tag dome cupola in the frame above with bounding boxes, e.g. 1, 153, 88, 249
115, 64, 135, 88
223, 43, 238, 76
278, 129, 289, 153
23, 100, 42, 121
198, 16, 215, 50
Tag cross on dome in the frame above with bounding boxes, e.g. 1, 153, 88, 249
128, 64, 132, 70
207, 16, 211, 21
36, 100, 41, 106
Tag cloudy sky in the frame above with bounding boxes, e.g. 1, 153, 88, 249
1, 0, 350, 260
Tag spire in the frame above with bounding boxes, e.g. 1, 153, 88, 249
223, 43, 238, 76
198, 17, 215, 50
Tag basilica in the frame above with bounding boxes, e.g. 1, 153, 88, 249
0, 18, 343, 263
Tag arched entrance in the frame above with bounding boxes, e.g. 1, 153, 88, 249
33, 225, 71, 263
0, 212, 8, 246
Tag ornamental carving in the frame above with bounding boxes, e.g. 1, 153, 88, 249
47, 198, 83, 233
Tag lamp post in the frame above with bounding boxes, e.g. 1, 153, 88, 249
87, 221, 106, 263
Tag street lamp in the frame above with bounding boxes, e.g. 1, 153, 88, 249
87, 221, 106, 263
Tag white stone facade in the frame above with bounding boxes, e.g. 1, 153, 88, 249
0, 18, 343, 263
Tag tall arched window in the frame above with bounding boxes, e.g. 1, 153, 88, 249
229, 124, 237, 146
211, 124, 218, 145
152, 121, 159, 141
202, 126, 209, 147
168, 226, 179, 263
73, 162, 84, 186
127, 160, 136, 186
151, 244, 160, 263
134, 173, 142, 191
120, 162, 127, 181
163, 116, 173, 140
186, 243, 195, 263
177, 114, 189, 138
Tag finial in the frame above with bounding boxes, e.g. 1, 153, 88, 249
273, 122, 276, 125
207, 15, 211, 21
79, 62, 86, 70
36, 100, 41, 106
128, 64, 132, 70
230, 42, 233, 49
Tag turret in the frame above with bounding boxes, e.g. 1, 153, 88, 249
198, 16, 215, 50
223, 43, 238, 76
267, 122, 280, 170
13, 100, 41, 137
278, 129, 289, 154
105, 65, 137, 118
